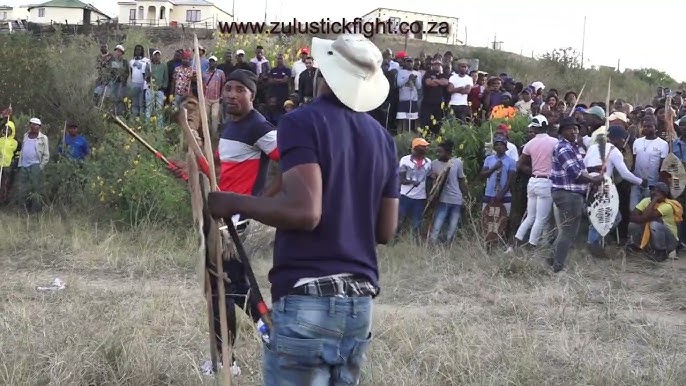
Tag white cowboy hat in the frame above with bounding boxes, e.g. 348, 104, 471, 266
311, 35, 388, 112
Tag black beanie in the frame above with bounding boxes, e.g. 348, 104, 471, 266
227, 69, 258, 97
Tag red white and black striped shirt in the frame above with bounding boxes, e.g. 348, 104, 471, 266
218, 109, 279, 195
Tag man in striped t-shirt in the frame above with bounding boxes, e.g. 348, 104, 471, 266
549, 116, 603, 273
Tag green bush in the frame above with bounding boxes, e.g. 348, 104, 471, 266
41, 118, 191, 228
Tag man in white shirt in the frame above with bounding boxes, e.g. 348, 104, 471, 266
447, 59, 473, 123
129, 44, 151, 118
631, 114, 669, 209
398, 138, 432, 240
15, 117, 49, 213
585, 126, 648, 258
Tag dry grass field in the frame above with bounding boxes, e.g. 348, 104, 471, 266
1, 211, 685, 385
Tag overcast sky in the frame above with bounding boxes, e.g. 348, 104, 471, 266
11, 0, 685, 81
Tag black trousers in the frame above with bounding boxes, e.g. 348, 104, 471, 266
420, 101, 444, 135
616, 180, 632, 240
207, 223, 260, 363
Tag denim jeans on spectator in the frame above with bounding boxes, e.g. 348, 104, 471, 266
588, 212, 622, 245
145, 89, 165, 126
398, 195, 425, 235
108, 82, 126, 115
430, 202, 462, 243
551, 190, 585, 268
262, 295, 373, 386
630, 185, 650, 212
129, 83, 146, 118
628, 221, 679, 252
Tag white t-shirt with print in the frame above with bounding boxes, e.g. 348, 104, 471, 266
632, 137, 669, 185
129, 57, 150, 85
399, 154, 432, 200
448, 73, 473, 106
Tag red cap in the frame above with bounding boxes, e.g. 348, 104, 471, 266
181, 50, 191, 60
396, 51, 407, 59
497, 123, 510, 131
300, 47, 309, 54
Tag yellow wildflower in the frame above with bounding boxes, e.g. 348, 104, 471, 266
124, 144, 130, 150
133, 160, 139, 165
459, 143, 464, 150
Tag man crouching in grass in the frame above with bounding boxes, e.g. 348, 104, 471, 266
627, 182, 682, 262
207, 34, 399, 385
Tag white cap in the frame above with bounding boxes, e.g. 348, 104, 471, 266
152, 49, 161, 56
29, 117, 42, 125
208, 55, 218, 61
115, 44, 125, 52
236, 49, 245, 55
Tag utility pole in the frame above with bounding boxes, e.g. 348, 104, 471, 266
491, 34, 503, 50
581, 16, 586, 68
232, 0, 235, 21
263, 0, 268, 23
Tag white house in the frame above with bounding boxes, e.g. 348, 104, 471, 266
117, 0, 232, 28
27, 0, 111, 25
361, 7, 460, 45
0, 5, 30, 21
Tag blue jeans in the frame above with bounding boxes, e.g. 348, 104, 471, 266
398, 195, 425, 234
263, 295, 373, 386
129, 83, 146, 118
588, 212, 622, 245
429, 202, 462, 243
145, 89, 165, 126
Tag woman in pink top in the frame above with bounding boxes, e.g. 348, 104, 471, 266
510, 115, 559, 249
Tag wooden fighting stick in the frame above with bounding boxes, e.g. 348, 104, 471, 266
192, 34, 232, 385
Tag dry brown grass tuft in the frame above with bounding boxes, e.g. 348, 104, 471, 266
1, 212, 684, 385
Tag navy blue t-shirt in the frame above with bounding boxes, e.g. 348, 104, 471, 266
270, 93, 399, 302
268, 65, 292, 103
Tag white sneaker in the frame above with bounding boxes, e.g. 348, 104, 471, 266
230, 361, 241, 376
201, 360, 216, 376
201, 359, 240, 377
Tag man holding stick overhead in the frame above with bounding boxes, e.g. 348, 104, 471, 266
208, 34, 399, 385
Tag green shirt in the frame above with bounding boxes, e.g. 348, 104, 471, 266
150, 61, 169, 92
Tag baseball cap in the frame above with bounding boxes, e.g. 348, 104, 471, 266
411, 138, 430, 149
651, 182, 671, 197
584, 106, 606, 120
493, 136, 508, 145
299, 47, 309, 54
208, 55, 218, 61
115, 44, 125, 53
236, 49, 245, 55
152, 49, 161, 56
396, 51, 407, 59
528, 114, 549, 128
29, 117, 42, 125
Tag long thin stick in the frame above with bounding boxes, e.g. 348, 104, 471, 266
568, 83, 586, 117
193, 33, 232, 386
111, 115, 189, 181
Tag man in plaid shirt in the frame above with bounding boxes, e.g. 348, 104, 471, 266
549, 116, 603, 272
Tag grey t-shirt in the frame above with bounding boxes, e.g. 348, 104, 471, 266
430, 157, 466, 205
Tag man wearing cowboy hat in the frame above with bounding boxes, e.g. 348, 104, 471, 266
548, 116, 603, 272
207, 34, 398, 384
